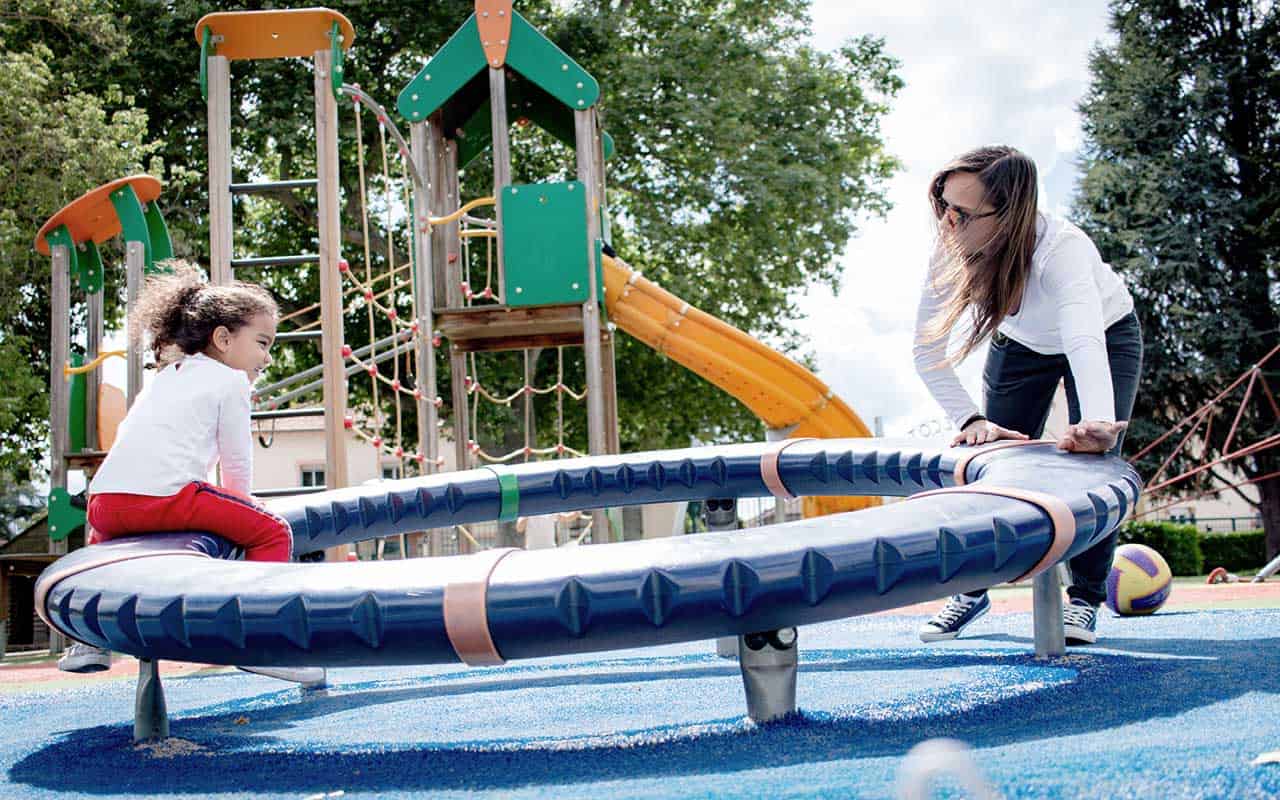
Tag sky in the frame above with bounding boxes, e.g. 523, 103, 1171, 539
794, 1, 1115, 436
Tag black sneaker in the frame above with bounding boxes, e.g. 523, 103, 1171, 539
919, 593, 991, 642
1063, 598, 1098, 645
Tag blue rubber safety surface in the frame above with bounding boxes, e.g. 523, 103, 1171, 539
4, 608, 1280, 799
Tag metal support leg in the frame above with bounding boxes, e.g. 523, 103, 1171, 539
1032, 569, 1065, 658
738, 627, 799, 723
134, 659, 169, 743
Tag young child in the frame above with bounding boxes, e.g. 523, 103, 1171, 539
58, 263, 324, 687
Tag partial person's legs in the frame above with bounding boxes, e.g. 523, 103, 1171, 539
960, 334, 1066, 600
920, 334, 1064, 643
1061, 312, 1143, 609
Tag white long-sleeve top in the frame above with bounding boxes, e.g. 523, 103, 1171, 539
912, 213, 1134, 428
90, 352, 254, 497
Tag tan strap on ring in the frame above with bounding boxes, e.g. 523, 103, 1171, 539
912, 485, 1076, 583
443, 547, 520, 666
760, 438, 814, 501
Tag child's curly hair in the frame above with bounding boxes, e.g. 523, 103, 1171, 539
130, 262, 278, 368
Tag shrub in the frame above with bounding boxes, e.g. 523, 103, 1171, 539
1117, 521, 1203, 576
1199, 530, 1266, 573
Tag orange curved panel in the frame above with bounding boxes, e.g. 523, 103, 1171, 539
603, 254, 880, 517
35, 175, 162, 256
194, 8, 355, 61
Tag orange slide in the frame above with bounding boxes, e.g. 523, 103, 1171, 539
602, 254, 878, 516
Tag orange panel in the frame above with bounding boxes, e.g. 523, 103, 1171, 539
35, 175, 162, 256
98, 383, 127, 451
194, 8, 355, 61
475, 0, 514, 68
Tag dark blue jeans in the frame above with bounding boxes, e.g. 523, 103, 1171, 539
963, 311, 1143, 607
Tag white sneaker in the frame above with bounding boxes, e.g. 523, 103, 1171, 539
58, 642, 112, 673
237, 665, 327, 689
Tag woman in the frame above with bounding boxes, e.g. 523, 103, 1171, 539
912, 145, 1143, 645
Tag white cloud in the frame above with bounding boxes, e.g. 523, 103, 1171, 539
795, 1, 1114, 436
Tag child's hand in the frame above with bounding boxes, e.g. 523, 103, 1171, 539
951, 419, 1030, 447
1057, 420, 1127, 454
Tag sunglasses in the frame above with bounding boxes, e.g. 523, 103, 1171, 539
936, 195, 999, 227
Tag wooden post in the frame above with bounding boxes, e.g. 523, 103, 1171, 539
410, 122, 439, 475
575, 108, 609, 541
206, 54, 233, 286
408, 122, 439, 560
314, 48, 349, 561
442, 141, 462, 303
426, 113, 450, 310
574, 109, 607, 457
125, 242, 145, 406
489, 66, 511, 302
48, 245, 70, 652
601, 330, 620, 455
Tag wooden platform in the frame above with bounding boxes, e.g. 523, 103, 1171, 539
434, 303, 603, 352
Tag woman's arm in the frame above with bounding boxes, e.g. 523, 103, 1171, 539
1041, 234, 1116, 423
912, 250, 982, 428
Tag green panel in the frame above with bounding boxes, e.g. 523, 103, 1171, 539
484, 468, 520, 523
456, 96, 615, 169
109, 184, 153, 270
79, 240, 105, 293
142, 202, 174, 267
68, 353, 86, 452
507, 11, 599, 111
329, 21, 345, 101
397, 14, 485, 123
502, 181, 592, 307
456, 99, 495, 168
200, 26, 213, 102
44, 225, 80, 284
47, 488, 85, 542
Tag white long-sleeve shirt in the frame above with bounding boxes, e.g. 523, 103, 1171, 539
913, 213, 1134, 428
90, 352, 254, 497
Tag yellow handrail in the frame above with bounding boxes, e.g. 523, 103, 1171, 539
458, 229, 497, 239
428, 196, 495, 227
64, 350, 126, 376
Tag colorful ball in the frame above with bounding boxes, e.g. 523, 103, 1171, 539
1106, 543, 1173, 616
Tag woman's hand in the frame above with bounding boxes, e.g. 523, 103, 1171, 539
1057, 420, 1128, 454
951, 419, 1030, 446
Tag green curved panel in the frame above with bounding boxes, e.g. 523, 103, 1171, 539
397, 14, 485, 122
47, 487, 85, 542
143, 202, 174, 268
78, 240, 105, 294
109, 184, 153, 271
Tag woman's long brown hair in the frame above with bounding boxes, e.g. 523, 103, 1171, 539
919, 145, 1040, 364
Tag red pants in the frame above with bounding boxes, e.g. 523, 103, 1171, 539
87, 481, 292, 562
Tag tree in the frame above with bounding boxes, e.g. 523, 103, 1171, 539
1074, 0, 1280, 554
9, 0, 900, 480
0, 0, 162, 483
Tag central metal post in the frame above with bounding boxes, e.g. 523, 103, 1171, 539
1032, 569, 1066, 657
738, 627, 799, 723
134, 659, 169, 743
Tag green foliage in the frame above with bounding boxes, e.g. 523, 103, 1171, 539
1073, 0, 1280, 551
0, 3, 162, 482
7, 0, 900, 479
1199, 530, 1267, 572
1118, 520, 1204, 576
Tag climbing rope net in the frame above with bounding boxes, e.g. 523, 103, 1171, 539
256, 85, 590, 495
